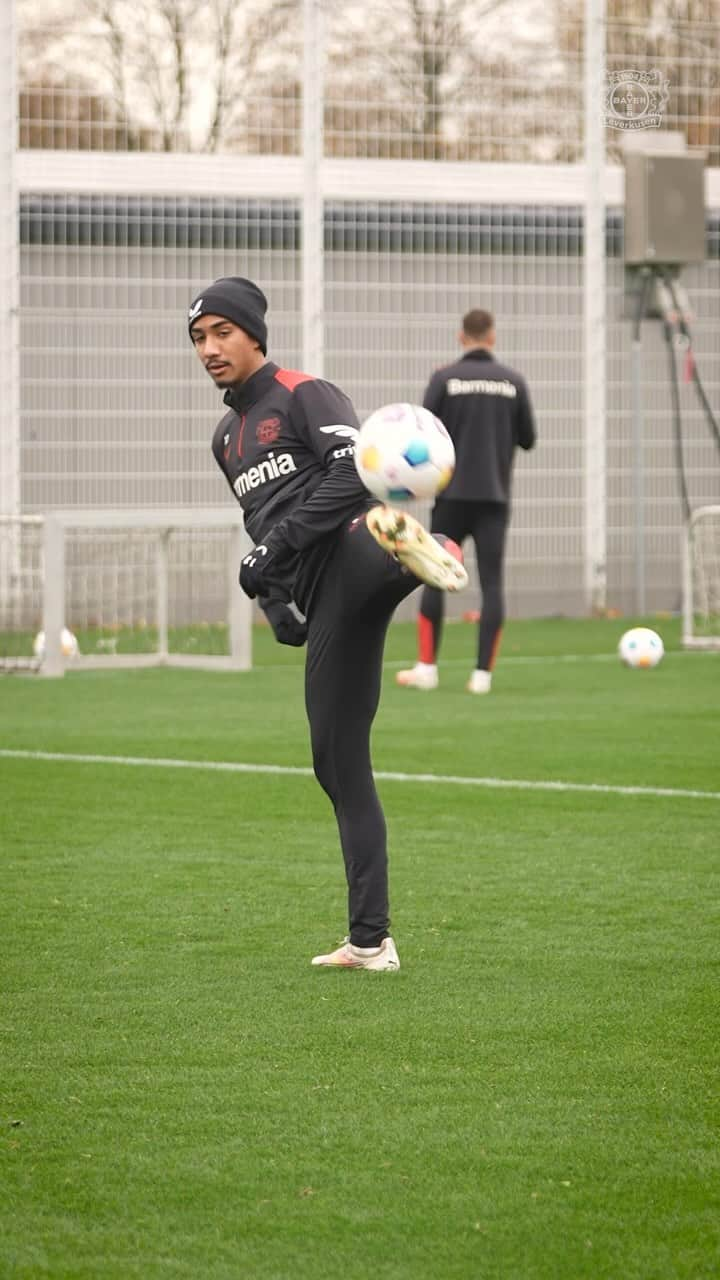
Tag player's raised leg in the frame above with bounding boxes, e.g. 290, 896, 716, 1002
395, 498, 472, 690
366, 506, 468, 593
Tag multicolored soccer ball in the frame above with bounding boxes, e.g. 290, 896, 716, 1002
355, 403, 455, 502
618, 627, 664, 669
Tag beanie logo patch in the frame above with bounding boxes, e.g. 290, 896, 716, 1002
188, 298, 204, 321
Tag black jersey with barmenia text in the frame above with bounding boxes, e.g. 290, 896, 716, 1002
211, 361, 373, 611
423, 349, 536, 504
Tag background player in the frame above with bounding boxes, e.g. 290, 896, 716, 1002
397, 308, 536, 694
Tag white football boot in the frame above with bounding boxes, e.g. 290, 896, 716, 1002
467, 669, 492, 694
366, 507, 468, 592
311, 936, 400, 971
396, 662, 439, 691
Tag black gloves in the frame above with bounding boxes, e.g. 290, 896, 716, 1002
239, 532, 285, 600
263, 600, 307, 648
238, 529, 306, 647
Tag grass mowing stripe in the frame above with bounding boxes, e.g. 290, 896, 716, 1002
2, 747, 719, 801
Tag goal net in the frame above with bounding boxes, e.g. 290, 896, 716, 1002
0, 510, 252, 675
683, 505, 720, 650
0, 515, 44, 671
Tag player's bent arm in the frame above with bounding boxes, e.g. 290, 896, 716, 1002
269, 458, 370, 557
238, 461, 368, 599
258, 380, 370, 558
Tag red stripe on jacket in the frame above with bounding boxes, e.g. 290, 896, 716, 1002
274, 368, 314, 392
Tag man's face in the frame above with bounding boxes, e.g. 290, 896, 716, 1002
190, 314, 264, 387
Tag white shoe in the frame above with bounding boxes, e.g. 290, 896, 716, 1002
396, 663, 438, 690
467, 669, 492, 694
366, 507, 468, 592
311, 936, 400, 971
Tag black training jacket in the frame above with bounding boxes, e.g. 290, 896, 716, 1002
211, 361, 372, 611
423, 349, 536, 504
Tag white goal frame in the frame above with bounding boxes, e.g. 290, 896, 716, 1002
682, 505, 720, 651
38, 508, 252, 676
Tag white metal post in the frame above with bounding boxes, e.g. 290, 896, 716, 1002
0, 0, 20, 603
157, 530, 170, 660
302, 0, 324, 377
228, 525, 252, 670
631, 322, 646, 615
681, 512, 693, 646
42, 515, 65, 677
583, 0, 607, 613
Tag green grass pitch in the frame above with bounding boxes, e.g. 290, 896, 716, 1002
2, 617, 719, 1279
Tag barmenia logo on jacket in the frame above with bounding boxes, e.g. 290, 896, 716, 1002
447, 378, 517, 399
233, 451, 297, 497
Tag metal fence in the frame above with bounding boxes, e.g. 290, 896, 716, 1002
2, 0, 720, 625
14, 1, 720, 165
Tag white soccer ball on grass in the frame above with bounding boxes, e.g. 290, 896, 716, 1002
354, 402, 455, 502
33, 627, 80, 660
618, 627, 664, 669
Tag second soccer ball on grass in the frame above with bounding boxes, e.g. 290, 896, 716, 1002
355, 403, 455, 502
618, 627, 664, 668
33, 627, 80, 660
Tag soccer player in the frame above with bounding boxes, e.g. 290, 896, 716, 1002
188, 276, 467, 972
397, 309, 536, 695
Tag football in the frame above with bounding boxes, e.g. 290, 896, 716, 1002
618, 626, 664, 669
355, 402, 455, 502
33, 627, 80, 660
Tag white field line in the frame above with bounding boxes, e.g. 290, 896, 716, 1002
1, 749, 718, 802
383, 650, 720, 669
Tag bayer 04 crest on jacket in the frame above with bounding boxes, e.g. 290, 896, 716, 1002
422, 349, 536, 504
211, 362, 374, 612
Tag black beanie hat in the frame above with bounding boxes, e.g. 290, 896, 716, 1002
187, 277, 268, 354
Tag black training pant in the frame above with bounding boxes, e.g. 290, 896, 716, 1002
304, 512, 418, 948
420, 499, 509, 671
